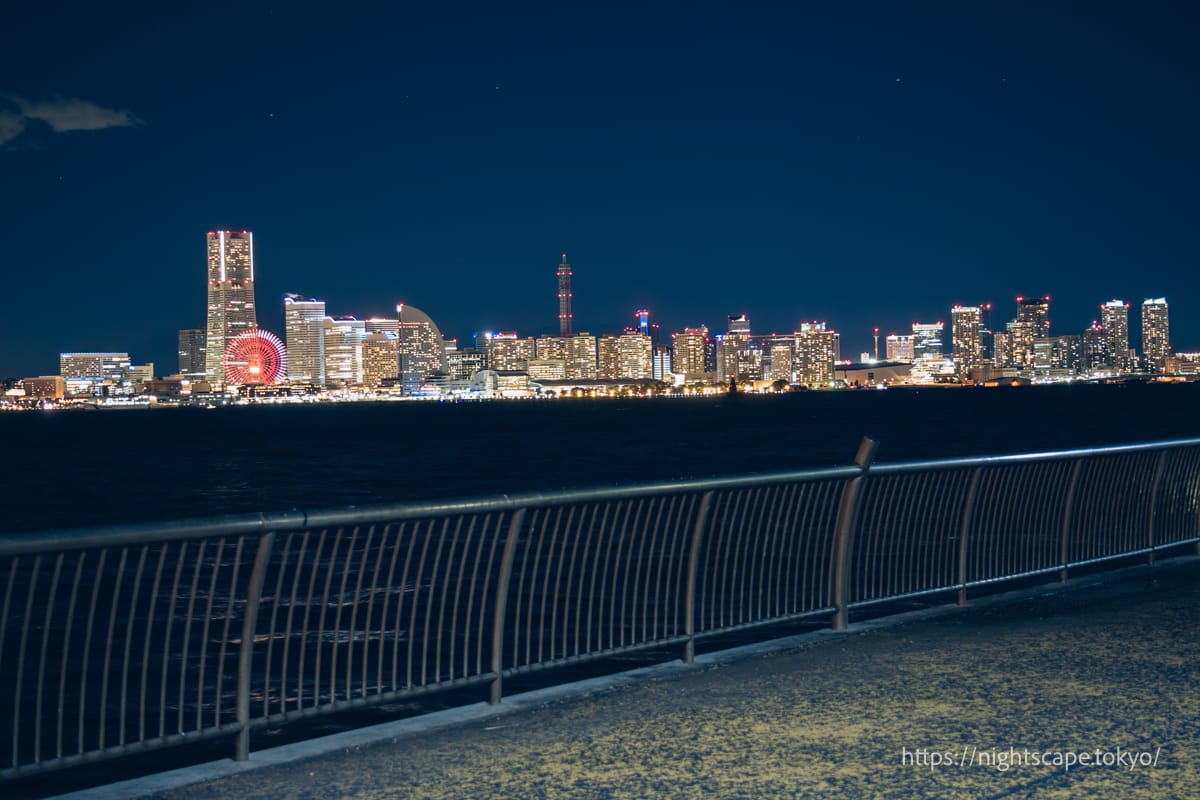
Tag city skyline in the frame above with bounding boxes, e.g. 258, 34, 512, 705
4, 4, 1200, 378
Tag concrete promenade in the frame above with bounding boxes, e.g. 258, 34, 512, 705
71, 557, 1200, 799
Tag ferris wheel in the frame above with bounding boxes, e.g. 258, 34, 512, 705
223, 329, 287, 385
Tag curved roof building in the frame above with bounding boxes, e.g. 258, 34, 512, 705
397, 303, 447, 394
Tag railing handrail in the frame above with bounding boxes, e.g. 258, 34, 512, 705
8, 435, 1200, 555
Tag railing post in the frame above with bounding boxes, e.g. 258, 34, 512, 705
683, 491, 715, 665
235, 530, 275, 762
957, 467, 982, 606
1147, 449, 1168, 566
489, 508, 526, 706
1060, 459, 1083, 583
831, 437, 877, 632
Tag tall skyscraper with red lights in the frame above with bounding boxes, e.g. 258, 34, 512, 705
557, 253, 573, 337
205, 230, 256, 382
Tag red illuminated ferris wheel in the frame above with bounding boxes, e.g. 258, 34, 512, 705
223, 329, 287, 385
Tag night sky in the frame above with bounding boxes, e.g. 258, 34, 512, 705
3, 2, 1199, 378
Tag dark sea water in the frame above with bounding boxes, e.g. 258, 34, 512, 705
4, 383, 1200, 533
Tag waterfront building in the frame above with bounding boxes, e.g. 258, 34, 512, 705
20, 376, 65, 401
284, 295, 327, 386
763, 336, 795, 383
652, 344, 672, 381
1081, 322, 1107, 374
557, 253, 573, 337
951, 306, 984, 378
672, 326, 709, 381
60, 352, 131, 382
617, 331, 654, 380
527, 359, 566, 381
1032, 336, 1081, 375
793, 322, 837, 386
597, 335, 620, 379
487, 332, 537, 371
397, 303, 448, 394
324, 317, 365, 386
564, 333, 598, 380
447, 348, 489, 381
885, 334, 914, 363
537, 335, 567, 361
717, 314, 760, 382
1142, 298, 1169, 371
1100, 300, 1131, 372
204, 230, 256, 383
1005, 320, 1037, 371
177, 329, 206, 377
363, 332, 399, 388
365, 318, 400, 336
911, 323, 944, 361
992, 331, 1012, 368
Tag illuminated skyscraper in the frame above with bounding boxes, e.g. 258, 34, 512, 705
1081, 322, 1107, 373
1016, 296, 1051, 339
362, 332, 399, 388
1142, 298, 1170, 370
177, 329, 206, 377
487, 332, 537, 371
397, 304, 447, 394
284, 295, 327, 386
557, 253, 573, 337
204, 230, 256, 383
597, 335, 620, 379
951, 306, 983, 378
563, 333, 598, 379
617, 332, 654, 379
911, 322, 944, 361
324, 317, 365, 386
1101, 299, 1131, 372
793, 323, 836, 385
672, 326, 709, 380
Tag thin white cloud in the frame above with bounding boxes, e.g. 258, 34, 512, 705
0, 111, 26, 145
0, 94, 144, 145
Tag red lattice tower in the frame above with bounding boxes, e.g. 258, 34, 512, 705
223, 329, 287, 385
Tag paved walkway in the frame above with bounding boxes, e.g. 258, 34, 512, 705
94, 558, 1200, 798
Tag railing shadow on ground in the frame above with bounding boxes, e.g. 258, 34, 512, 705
2, 436, 1199, 789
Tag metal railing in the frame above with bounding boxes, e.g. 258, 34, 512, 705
3, 436, 1200, 779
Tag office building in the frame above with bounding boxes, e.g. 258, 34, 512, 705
324, 317, 365, 386
652, 344, 672, 381
284, 295, 327, 386
557, 253, 573, 337
911, 323, 944, 361
177, 329, 206, 377
1100, 300, 1131, 372
1016, 296, 1051, 339
1142, 298, 1169, 370
487, 332, 537, 372
447, 348, 489, 381
597, 335, 620, 379
617, 332, 654, 380
60, 352, 131, 382
537, 335, 567, 361
204, 230, 256, 383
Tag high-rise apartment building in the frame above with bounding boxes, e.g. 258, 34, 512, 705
951, 306, 983, 377
617, 332, 654, 380
1142, 298, 1170, 370
557, 253, 573, 337
793, 323, 837, 385
204, 230, 256, 383
397, 304, 447, 394
564, 333, 598, 380
487, 332, 537, 372
597, 335, 620, 379
652, 344, 672, 381
177, 329, 206, 377
1100, 300, 1131, 372
718, 314, 757, 382
672, 326, 709, 380
536, 335, 567, 362
1081, 322, 1107, 373
763, 336, 795, 383
911, 323, 944, 361
1016, 296, 1051, 339
284, 295, 327, 386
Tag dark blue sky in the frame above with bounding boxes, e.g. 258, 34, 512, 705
3, 2, 1199, 377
